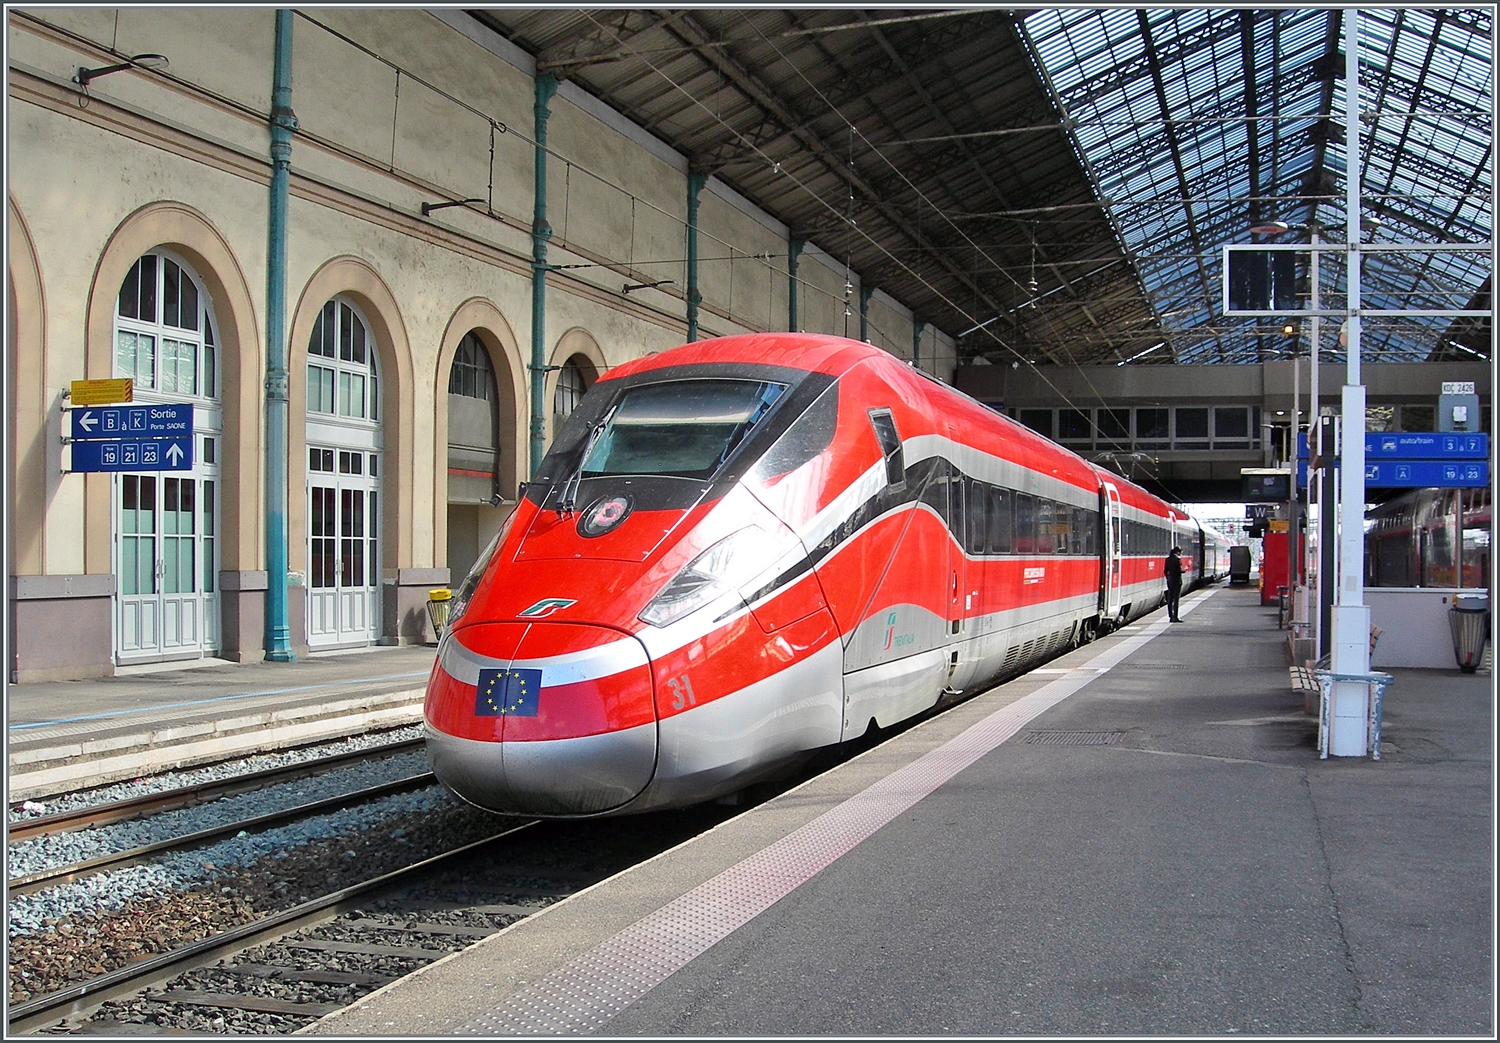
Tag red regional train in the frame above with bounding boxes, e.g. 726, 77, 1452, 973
425, 334, 1229, 817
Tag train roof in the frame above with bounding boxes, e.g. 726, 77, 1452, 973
602, 333, 884, 384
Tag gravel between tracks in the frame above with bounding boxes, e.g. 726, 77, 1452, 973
8, 794, 517, 1006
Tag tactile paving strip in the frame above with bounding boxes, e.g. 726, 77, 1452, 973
462, 597, 1202, 1035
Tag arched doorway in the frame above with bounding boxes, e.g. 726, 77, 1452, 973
305, 296, 382, 648
112, 250, 223, 662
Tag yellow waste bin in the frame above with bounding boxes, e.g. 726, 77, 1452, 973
426, 588, 453, 641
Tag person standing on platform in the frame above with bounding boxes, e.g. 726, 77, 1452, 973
1164, 546, 1184, 622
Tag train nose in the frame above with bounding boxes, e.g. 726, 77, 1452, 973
424, 622, 658, 816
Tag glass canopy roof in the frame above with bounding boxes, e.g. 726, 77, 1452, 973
1018, 7, 1493, 365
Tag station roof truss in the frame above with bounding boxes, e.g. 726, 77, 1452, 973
469, 7, 1494, 369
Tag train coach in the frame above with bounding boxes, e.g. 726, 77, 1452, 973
424, 333, 1225, 817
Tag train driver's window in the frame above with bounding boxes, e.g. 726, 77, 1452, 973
987, 486, 1012, 553
867, 409, 905, 490
1015, 493, 1036, 554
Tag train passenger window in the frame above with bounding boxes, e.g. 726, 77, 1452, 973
1069, 506, 1086, 555
1015, 493, 1036, 554
583, 379, 787, 478
966, 479, 988, 555
918, 460, 949, 519
987, 486, 1011, 553
867, 409, 905, 489
1037, 500, 1056, 554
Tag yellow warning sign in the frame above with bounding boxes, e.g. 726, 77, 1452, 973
69, 378, 133, 406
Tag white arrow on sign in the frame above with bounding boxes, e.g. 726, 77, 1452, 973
76, 411, 98, 433
166, 442, 185, 465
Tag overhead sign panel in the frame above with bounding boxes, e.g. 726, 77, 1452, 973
67, 436, 193, 473
68, 378, 133, 406
66, 403, 193, 441
1298, 431, 1488, 460
1298, 458, 1490, 489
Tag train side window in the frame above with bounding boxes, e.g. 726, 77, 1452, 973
1015, 493, 1036, 554
1069, 506, 1085, 555
966, 479, 988, 555
1037, 499, 1056, 555
1083, 507, 1098, 556
867, 409, 905, 490
918, 459, 949, 518
987, 486, 1012, 553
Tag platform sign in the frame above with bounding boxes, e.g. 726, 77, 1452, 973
68, 378, 133, 406
66, 403, 193, 441
1299, 457, 1489, 489
1298, 431, 1488, 459
66, 436, 193, 473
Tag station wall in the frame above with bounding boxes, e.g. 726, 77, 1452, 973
6, 8, 955, 681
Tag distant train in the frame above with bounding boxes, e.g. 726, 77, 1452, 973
424, 334, 1230, 817
1366, 485, 1491, 589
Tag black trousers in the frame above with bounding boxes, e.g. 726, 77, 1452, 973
1166, 583, 1182, 620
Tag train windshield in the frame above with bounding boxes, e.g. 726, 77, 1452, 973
580, 379, 786, 479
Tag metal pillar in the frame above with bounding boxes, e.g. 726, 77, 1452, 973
787, 239, 803, 332
686, 172, 705, 342
263, 9, 297, 662
528, 74, 559, 478
859, 284, 872, 342
913, 321, 925, 372
1328, 10, 1371, 756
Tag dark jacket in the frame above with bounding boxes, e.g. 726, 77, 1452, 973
1164, 551, 1184, 588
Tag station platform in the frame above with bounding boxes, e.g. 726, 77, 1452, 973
6, 645, 436, 801
306, 587, 1493, 1036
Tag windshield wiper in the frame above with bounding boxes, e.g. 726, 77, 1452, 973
557, 404, 617, 515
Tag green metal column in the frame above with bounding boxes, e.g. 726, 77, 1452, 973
528, 74, 559, 477
787, 239, 804, 332
913, 321, 925, 371
685, 172, 706, 341
263, 9, 297, 662
859, 284, 872, 342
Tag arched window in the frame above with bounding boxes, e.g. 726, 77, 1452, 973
553, 357, 588, 419
111, 251, 222, 663
115, 252, 218, 399
449, 331, 494, 401
307, 299, 380, 421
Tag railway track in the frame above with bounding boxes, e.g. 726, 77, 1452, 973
10, 806, 744, 1035
7, 737, 426, 844
7, 824, 538, 1034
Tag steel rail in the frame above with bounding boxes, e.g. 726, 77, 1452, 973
7, 820, 539, 1034
8, 773, 437, 897
7, 737, 425, 844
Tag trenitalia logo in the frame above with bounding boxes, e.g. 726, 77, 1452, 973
518, 598, 577, 618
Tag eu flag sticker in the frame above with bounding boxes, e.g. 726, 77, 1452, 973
475, 668, 543, 717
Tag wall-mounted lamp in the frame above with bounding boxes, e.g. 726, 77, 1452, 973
75, 53, 169, 87
623, 279, 673, 295
1282, 322, 1297, 336
421, 198, 485, 216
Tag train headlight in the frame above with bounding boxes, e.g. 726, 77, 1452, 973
639, 526, 782, 628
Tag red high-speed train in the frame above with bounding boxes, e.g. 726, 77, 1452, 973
425, 334, 1229, 816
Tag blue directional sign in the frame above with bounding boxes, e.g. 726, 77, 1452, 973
67, 404, 193, 441
1298, 431, 1488, 460
1364, 459, 1488, 489
69, 436, 193, 473
1299, 457, 1489, 489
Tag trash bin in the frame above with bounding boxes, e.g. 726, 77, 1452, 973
1448, 593, 1489, 673
426, 588, 453, 642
